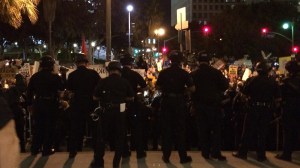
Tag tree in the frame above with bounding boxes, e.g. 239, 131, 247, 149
0, 0, 40, 29
207, 2, 299, 60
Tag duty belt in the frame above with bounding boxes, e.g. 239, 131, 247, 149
250, 102, 271, 106
36, 96, 56, 100
163, 93, 183, 97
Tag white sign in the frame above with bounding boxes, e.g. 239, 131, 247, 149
19, 63, 31, 77
88, 64, 109, 78
175, 21, 189, 30
177, 7, 186, 24
176, 7, 188, 30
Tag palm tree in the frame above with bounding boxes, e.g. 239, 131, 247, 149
0, 0, 40, 29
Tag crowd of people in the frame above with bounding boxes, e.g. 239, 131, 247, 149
0, 51, 299, 168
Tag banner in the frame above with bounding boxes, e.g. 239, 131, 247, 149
278, 56, 291, 75
18, 63, 31, 77
88, 64, 109, 78
228, 65, 238, 78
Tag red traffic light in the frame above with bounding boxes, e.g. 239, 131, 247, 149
261, 27, 268, 34
162, 47, 168, 53
292, 46, 299, 53
202, 26, 211, 35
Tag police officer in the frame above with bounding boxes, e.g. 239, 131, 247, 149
27, 56, 64, 156
120, 54, 147, 159
275, 60, 300, 161
92, 61, 134, 168
190, 54, 229, 161
156, 51, 195, 164
233, 61, 281, 161
67, 54, 100, 158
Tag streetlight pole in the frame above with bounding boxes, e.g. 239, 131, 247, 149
127, 5, 133, 54
91, 41, 96, 64
154, 28, 165, 53
282, 22, 295, 49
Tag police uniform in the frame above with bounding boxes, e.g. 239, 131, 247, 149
27, 56, 64, 156
121, 56, 147, 158
156, 51, 194, 163
190, 55, 229, 160
67, 54, 100, 158
233, 61, 281, 161
92, 61, 134, 168
276, 60, 300, 161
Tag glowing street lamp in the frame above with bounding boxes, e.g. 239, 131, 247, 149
126, 4, 134, 52
154, 28, 165, 53
282, 22, 294, 49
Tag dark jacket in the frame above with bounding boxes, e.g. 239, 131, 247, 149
191, 63, 229, 105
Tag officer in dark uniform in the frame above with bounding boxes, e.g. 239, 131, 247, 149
67, 54, 100, 158
190, 54, 229, 161
276, 60, 300, 161
92, 61, 134, 168
27, 56, 64, 156
156, 51, 195, 164
120, 54, 147, 159
233, 61, 281, 161
4, 73, 27, 152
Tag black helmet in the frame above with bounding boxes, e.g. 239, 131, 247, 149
40, 56, 55, 69
196, 53, 210, 63
168, 50, 183, 63
120, 53, 134, 66
255, 61, 270, 74
285, 60, 300, 74
107, 61, 122, 71
75, 54, 88, 63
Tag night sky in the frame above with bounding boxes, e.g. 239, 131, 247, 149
160, 0, 171, 25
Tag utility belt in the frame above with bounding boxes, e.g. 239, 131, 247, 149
36, 95, 57, 101
162, 93, 184, 98
249, 101, 271, 107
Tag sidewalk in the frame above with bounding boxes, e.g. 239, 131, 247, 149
19, 151, 300, 168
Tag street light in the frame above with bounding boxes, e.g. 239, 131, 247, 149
282, 22, 294, 49
91, 41, 96, 64
126, 4, 133, 53
154, 28, 165, 53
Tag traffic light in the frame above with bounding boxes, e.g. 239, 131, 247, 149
261, 27, 268, 35
202, 25, 211, 36
292, 46, 299, 53
162, 47, 168, 54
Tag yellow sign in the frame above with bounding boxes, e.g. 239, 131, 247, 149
278, 56, 291, 74
228, 65, 238, 77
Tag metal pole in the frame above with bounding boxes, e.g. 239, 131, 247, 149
128, 11, 131, 53
291, 23, 294, 48
106, 0, 111, 61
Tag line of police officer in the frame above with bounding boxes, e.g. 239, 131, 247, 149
24, 52, 300, 167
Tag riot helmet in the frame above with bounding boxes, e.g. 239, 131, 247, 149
255, 61, 270, 75
75, 54, 88, 64
168, 50, 183, 64
196, 53, 210, 63
120, 53, 134, 66
285, 60, 300, 74
40, 55, 55, 69
107, 61, 122, 72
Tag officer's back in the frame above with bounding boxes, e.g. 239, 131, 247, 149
191, 57, 228, 105
243, 62, 280, 103
68, 54, 100, 98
